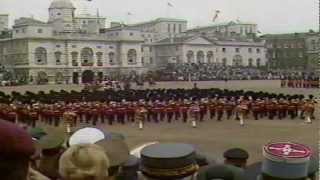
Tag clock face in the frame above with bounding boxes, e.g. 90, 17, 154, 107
264, 142, 311, 159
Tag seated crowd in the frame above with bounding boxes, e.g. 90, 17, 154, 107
0, 120, 318, 180
155, 64, 272, 81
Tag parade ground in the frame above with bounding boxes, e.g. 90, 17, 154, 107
0, 80, 318, 165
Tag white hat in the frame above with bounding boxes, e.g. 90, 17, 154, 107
69, 128, 105, 146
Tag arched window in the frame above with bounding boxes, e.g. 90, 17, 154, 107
197, 51, 205, 64
37, 71, 48, 84
71, 52, 78, 66
233, 55, 243, 67
222, 58, 227, 66
55, 51, 62, 65
55, 72, 64, 84
186, 51, 194, 63
35, 47, 47, 65
207, 51, 214, 63
96, 52, 103, 66
127, 49, 137, 64
256, 58, 261, 67
109, 52, 115, 65
81, 47, 94, 66
248, 58, 253, 67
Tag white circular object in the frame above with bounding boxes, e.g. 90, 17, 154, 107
69, 127, 105, 146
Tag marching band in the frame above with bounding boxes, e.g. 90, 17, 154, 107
0, 89, 316, 130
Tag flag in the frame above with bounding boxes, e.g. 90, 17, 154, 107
167, 2, 173, 7
212, 10, 220, 22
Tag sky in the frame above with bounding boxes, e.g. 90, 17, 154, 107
0, 0, 318, 34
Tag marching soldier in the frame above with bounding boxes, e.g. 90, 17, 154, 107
236, 96, 250, 126
126, 101, 136, 123
135, 103, 148, 130
287, 98, 298, 119
180, 100, 190, 123
116, 102, 126, 125
208, 97, 217, 120
251, 98, 261, 120
303, 98, 316, 124
277, 97, 288, 120
224, 97, 235, 120
216, 97, 225, 121
63, 110, 77, 135
190, 101, 200, 128
166, 100, 175, 123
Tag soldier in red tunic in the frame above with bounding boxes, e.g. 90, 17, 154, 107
224, 97, 235, 120
190, 101, 200, 128
166, 100, 175, 123
116, 102, 126, 125
126, 102, 136, 123
251, 98, 261, 120
180, 100, 190, 123
199, 99, 208, 122
216, 97, 225, 121
150, 101, 159, 123
173, 100, 181, 121
159, 101, 166, 122
106, 102, 116, 125
208, 97, 217, 120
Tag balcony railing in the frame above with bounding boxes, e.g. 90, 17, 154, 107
97, 61, 103, 66
81, 62, 94, 66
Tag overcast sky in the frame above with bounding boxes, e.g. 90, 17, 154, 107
0, 0, 318, 34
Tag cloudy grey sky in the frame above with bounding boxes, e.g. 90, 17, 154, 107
0, 0, 318, 33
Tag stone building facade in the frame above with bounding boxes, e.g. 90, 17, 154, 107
262, 32, 319, 70
0, 14, 9, 32
185, 21, 258, 38
152, 36, 267, 67
0, 0, 145, 84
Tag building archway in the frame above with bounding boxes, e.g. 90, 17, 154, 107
82, 70, 95, 84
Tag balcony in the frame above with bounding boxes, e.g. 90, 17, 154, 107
81, 62, 94, 66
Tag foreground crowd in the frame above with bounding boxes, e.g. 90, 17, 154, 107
0, 120, 318, 180
0, 88, 317, 129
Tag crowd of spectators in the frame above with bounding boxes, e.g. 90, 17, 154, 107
153, 64, 272, 81
152, 64, 320, 83
0, 118, 318, 180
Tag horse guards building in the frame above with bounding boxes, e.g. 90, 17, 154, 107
0, 0, 283, 84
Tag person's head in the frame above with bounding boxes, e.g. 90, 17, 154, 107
68, 129, 130, 179
0, 120, 35, 180
223, 148, 249, 169
261, 142, 312, 180
38, 133, 66, 179
59, 144, 110, 180
140, 143, 199, 180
